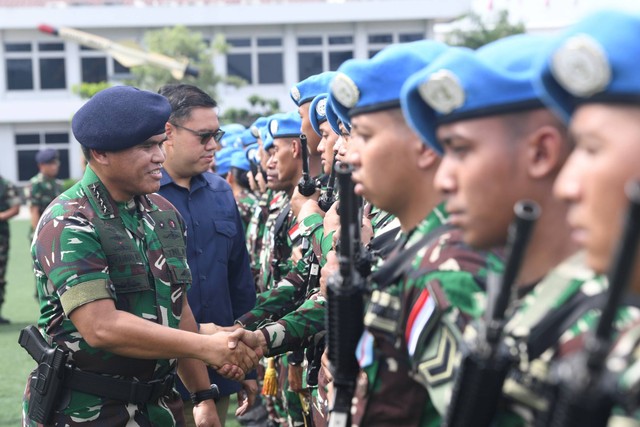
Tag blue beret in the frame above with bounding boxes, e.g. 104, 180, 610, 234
309, 93, 329, 137
239, 128, 258, 147
326, 97, 350, 135
245, 143, 260, 166
35, 148, 59, 164
221, 123, 246, 135
401, 35, 552, 154
219, 130, 243, 149
215, 146, 235, 175
261, 119, 275, 152
291, 71, 337, 106
249, 117, 269, 138
72, 86, 170, 150
535, 10, 640, 123
230, 150, 251, 171
329, 40, 448, 122
268, 111, 303, 141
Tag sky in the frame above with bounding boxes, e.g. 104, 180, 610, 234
471, 0, 640, 31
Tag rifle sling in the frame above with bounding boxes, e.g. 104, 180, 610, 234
370, 224, 453, 289
527, 292, 640, 360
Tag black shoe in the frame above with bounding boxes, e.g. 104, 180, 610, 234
0, 316, 10, 324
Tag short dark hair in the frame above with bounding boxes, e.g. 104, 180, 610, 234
230, 167, 251, 190
158, 84, 217, 125
81, 145, 92, 161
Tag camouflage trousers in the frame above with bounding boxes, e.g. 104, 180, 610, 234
0, 231, 9, 309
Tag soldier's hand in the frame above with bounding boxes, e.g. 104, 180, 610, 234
323, 202, 341, 239
361, 214, 374, 246
291, 186, 320, 219
320, 250, 338, 298
236, 379, 259, 416
193, 399, 221, 427
320, 347, 333, 384
298, 198, 325, 222
203, 333, 259, 380
291, 246, 304, 264
228, 328, 266, 357
288, 364, 305, 393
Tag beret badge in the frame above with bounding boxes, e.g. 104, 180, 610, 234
551, 34, 611, 98
270, 120, 279, 136
250, 125, 260, 138
290, 86, 301, 103
420, 69, 465, 114
331, 73, 360, 108
316, 98, 327, 118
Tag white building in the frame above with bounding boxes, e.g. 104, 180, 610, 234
0, 0, 472, 183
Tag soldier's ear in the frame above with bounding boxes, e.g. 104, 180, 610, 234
525, 124, 565, 180
292, 138, 301, 159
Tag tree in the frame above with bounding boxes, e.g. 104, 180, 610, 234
221, 94, 280, 126
446, 10, 525, 49
125, 26, 228, 96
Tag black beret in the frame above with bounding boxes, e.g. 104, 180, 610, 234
35, 148, 59, 164
72, 86, 171, 151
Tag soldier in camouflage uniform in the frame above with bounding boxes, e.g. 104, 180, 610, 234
0, 174, 20, 324
320, 40, 500, 427
228, 148, 259, 234
26, 148, 63, 241
400, 32, 640, 425
22, 86, 261, 426
535, 9, 640, 423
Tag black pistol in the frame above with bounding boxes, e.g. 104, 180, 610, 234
442, 200, 540, 427
19, 325, 68, 424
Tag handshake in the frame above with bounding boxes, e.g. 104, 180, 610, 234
198, 325, 268, 381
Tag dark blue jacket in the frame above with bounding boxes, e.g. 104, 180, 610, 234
159, 171, 256, 397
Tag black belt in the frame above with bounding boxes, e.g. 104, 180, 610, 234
63, 366, 176, 404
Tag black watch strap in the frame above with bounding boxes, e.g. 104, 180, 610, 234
190, 384, 220, 405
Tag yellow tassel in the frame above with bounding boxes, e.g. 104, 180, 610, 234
262, 358, 278, 396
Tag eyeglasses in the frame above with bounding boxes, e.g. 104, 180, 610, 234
171, 123, 225, 145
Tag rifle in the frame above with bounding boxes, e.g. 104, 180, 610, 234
548, 180, 640, 427
318, 157, 338, 213
442, 200, 541, 427
326, 162, 365, 427
298, 133, 317, 197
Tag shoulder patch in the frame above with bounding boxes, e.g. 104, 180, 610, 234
416, 324, 459, 387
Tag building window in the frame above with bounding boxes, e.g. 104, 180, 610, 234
329, 51, 353, 71
113, 58, 130, 75
15, 131, 70, 181
399, 33, 424, 43
227, 53, 252, 83
4, 41, 66, 91
298, 52, 323, 81
258, 53, 283, 84
40, 58, 66, 89
81, 57, 108, 83
368, 34, 393, 44
225, 36, 284, 85
297, 35, 353, 80
6, 59, 34, 90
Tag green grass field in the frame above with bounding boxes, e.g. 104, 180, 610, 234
0, 218, 242, 427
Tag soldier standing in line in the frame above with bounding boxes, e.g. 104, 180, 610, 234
27, 148, 63, 240
536, 9, 640, 423
399, 33, 615, 425
0, 173, 20, 324
22, 86, 261, 426
323, 40, 501, 426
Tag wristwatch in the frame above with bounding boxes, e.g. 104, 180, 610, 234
190, 384, 220, 405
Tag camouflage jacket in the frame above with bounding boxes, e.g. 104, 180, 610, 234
0, 175, 21, 234
27, 172, 64, 215
610, 319, 640, 422
236, 187, 258, 235
257, 191, 291, 292
496, 252, 640, 426
354, 203, 502, 427
246, 189, 272, 289
24, 166, 191, 425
